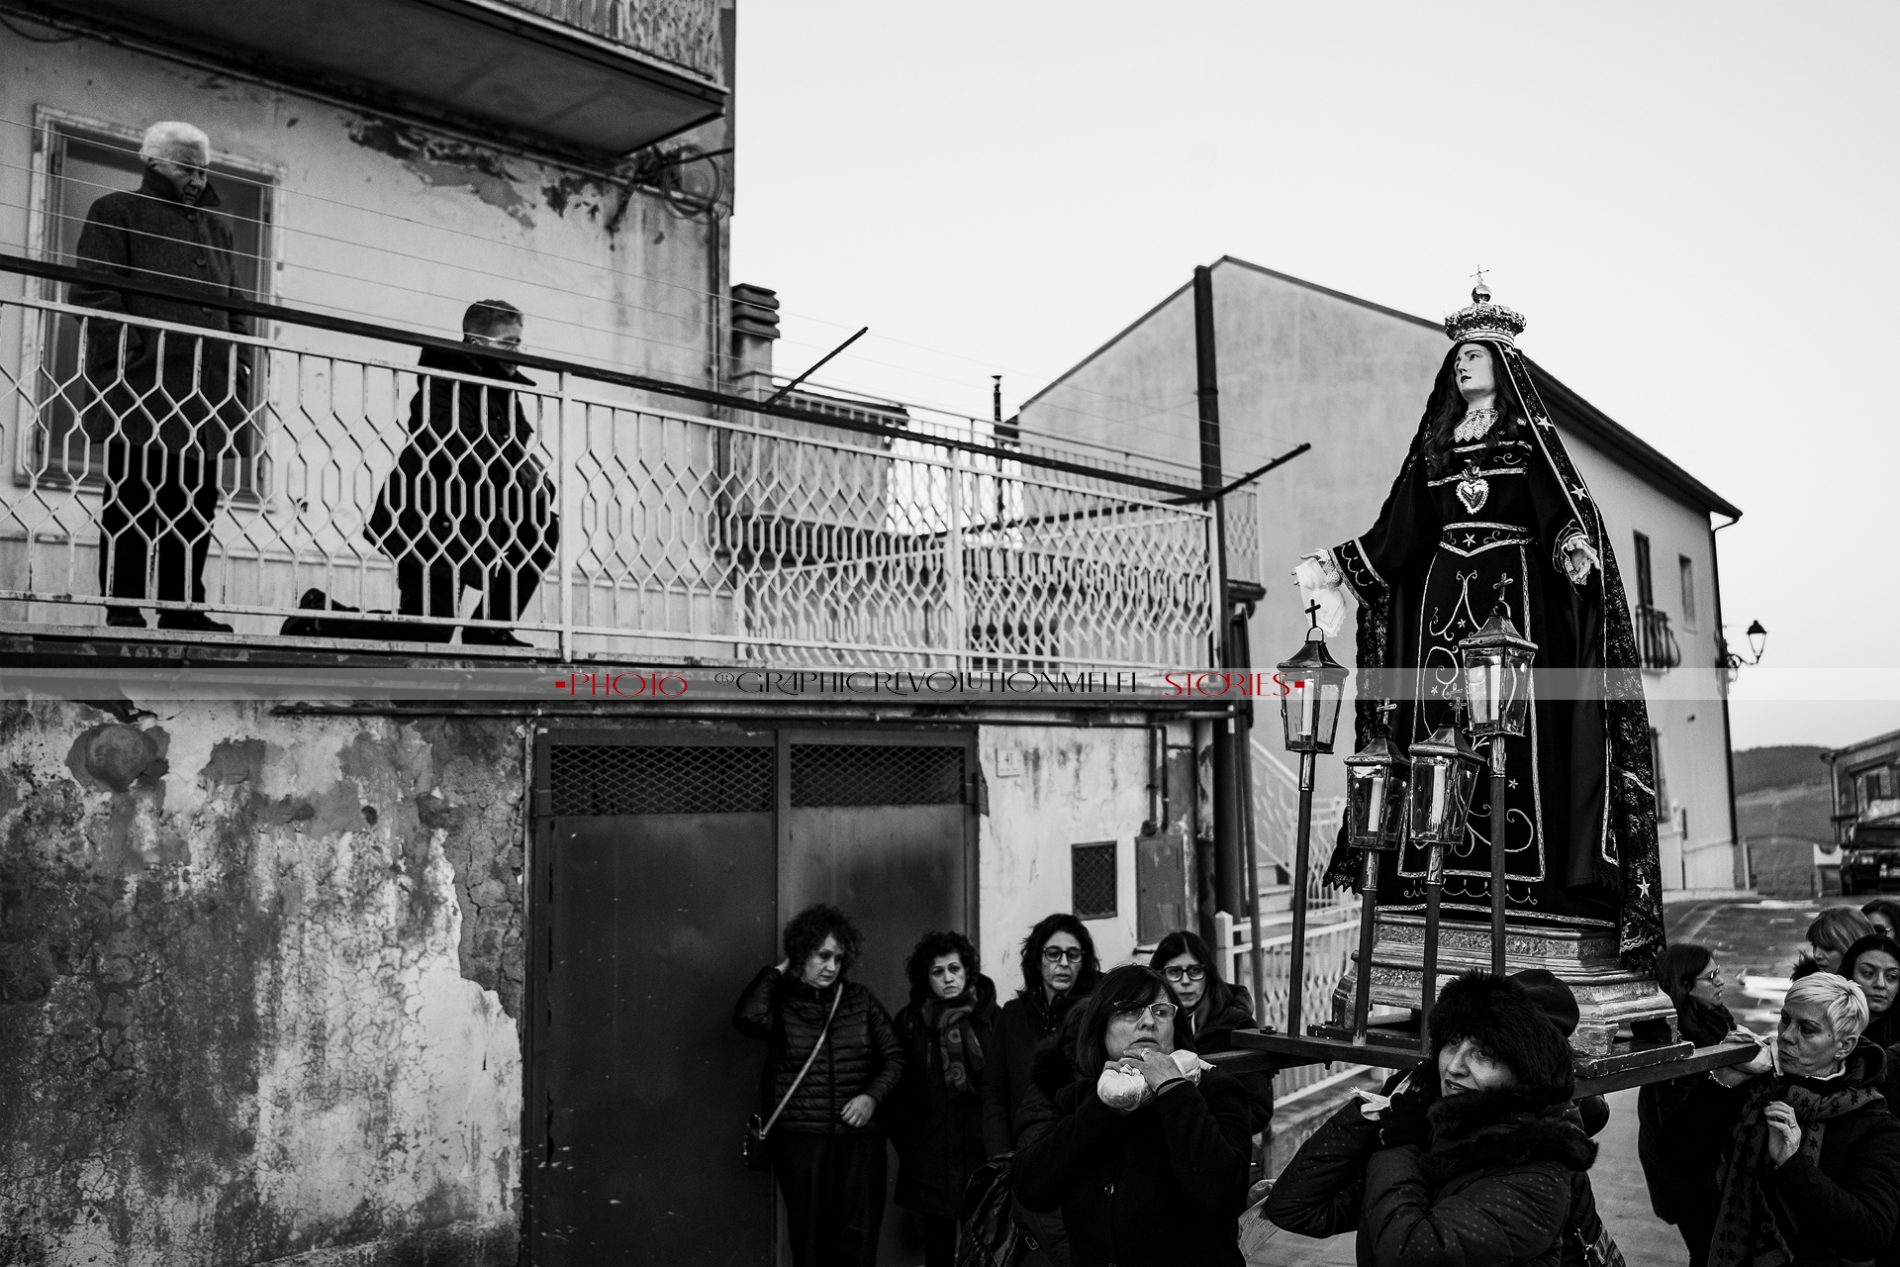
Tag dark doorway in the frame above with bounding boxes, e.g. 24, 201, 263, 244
528, 726, 977, 1266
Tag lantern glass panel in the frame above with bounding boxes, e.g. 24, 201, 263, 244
1408, 754, 1477, 845
1280, 671, 1346, 754
1347, 762, 1408, 851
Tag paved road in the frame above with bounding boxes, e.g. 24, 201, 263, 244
1246, 892, 1864, 1266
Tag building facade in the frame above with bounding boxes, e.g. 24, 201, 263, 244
1825, 726, 1900, 895
0, 8, 1238, 1266
1019, 258, 1748, 896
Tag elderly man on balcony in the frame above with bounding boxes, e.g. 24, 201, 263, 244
73, 120, 252, 633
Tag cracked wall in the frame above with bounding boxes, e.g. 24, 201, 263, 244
0, 701, 529, 1266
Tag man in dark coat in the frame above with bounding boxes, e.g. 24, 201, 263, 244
73, 120, 252, 632
366, 300, 559, 647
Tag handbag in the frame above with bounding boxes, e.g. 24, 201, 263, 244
957, 1155, 1035, 1267
744, 984, 843, 1171
1569, 1179, 1626, 1267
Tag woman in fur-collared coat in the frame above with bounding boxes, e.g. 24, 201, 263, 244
1269, 971, 1599, 1267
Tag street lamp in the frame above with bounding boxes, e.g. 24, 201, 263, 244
1407, 708, 1484, 1051
1458, 608, 1538, 974
1720, 619, 1769, 678
1341, 704, 1409, 1041
1277, 604, 1349, 1038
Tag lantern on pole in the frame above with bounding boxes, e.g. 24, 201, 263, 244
1407, 711, 1484, 1051
1275, 604, 1350, 1038
1341, 704, 1408, 1040
1458, 608, 1539, 973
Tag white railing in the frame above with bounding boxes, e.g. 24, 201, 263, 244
0, 296, 1217, 667
1251, 739, 1354, 912
1214, 907, 1363, 1101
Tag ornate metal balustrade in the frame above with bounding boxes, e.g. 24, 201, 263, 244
0, 294, 1217, 669
1637, 603, 1681, 673
502, 0, 723, 79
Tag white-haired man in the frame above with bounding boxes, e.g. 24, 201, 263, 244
72, 120, 251, 632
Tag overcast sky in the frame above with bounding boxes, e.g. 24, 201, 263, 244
729, 2, 1900, 753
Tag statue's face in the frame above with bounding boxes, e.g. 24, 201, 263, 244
1454, 342, 1497, 404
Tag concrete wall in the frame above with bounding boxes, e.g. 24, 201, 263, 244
0, 701, 529, 1266
0, 28, 730, 629
1020, 259, 1739, 891
976, 723, 1181, 989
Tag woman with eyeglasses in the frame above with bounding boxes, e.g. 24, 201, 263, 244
732, 904, 904, 1267
1149, 931, 1274, 1144
982, 914, 1100, 1265
1013, 963, 1252, 1266
1636, 942, 1747, 1267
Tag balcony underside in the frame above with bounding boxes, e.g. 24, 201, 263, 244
50, 0, 726, 157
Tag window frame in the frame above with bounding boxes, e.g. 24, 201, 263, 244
14, 105, 283, 503
1678, 554, 1696, 629
1632, 531, 1655, 608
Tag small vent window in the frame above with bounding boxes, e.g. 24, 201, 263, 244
1071, 842, 1118, 920
549, 744, 773, 815
790, 744, 965, 808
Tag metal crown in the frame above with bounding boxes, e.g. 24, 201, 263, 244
1443, 281, 1528, 346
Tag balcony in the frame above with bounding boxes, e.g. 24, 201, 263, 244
1636, 604, 1681, 673
43, 0, 726, 156
0, 288, 1217, 675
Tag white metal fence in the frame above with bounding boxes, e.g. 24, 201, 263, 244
0, 296, 1219, 666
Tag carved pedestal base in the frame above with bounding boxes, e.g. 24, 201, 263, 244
1327, 912, 1675, 1056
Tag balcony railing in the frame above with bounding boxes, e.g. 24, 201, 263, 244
1636, 603, 1681, 673
0, 292, 1217, 672
502, 0, 723, 80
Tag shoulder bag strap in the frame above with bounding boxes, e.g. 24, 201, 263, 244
761, 984, 844, 1138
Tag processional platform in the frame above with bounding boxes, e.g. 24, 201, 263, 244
1227, 912, 1758, 1095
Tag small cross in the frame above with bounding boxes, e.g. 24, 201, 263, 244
1470, 265, 1489, 290
1306, 599, 1322, 631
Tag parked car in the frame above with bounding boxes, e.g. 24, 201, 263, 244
1840, 846, 1900, 894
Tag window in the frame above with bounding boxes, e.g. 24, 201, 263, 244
1071, 841, 1118, 920
1632, 532, 1655, 608
1678, 555, 1696, 628
1860, 767, 1894, 811
1649, 727, 1670, 822
22, 112, 275, 492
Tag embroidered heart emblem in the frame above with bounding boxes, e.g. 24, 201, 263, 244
1456, 476, 1489, 515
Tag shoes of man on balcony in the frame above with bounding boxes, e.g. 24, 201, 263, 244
157, 611, 235, 634
104, 607, 148, 628
462, 628, 535, 649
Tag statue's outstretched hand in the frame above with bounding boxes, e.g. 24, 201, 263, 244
1293, 551, 1349, 636
1560, 533, 1600, 586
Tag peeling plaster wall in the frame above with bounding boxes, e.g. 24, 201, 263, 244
0, 701, 528, 1266
975, 725, 1157, 984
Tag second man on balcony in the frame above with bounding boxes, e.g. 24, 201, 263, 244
368, 300, 560, 647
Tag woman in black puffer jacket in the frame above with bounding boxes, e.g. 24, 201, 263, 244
733, 904, 903, 1267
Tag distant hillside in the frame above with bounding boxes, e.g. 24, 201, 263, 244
1734, 745, 1829, 795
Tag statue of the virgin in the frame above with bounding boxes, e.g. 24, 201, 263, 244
1299, 283, 1666, 969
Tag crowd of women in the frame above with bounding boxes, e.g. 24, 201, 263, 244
734, 897, 1900, 1267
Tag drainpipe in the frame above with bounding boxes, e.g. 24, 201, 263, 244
1711, 511, 1743, 887
1194, 265, 1241, 918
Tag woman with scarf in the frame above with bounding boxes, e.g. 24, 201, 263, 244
1669, 972, 1900, 1267
1636, 943, 1745, 1266
889, 930, 998, 1267
1270, 971, 1598, 1266
732, 904, 903, 1267
1300, 284, 1665, 969
1841, 935, 1900, 1053
1013, 964, 1253, 1266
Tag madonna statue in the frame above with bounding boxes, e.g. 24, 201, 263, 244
1301, 283, 1665, 969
